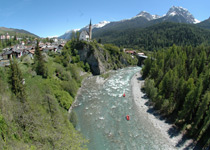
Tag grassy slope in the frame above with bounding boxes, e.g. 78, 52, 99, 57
0, 55, 87, 149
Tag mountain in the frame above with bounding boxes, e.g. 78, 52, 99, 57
58, 21, 110, 40
197, 17, 210, 30
162, 6, 200, 24
59, 6, 201, 40
93, 22, 210, 50
58, 29, 80, 39
133, 11, 161, 21
0, 27, 39, 38
82, 21, 110, 30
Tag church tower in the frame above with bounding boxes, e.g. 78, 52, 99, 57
89, 19, 92, 40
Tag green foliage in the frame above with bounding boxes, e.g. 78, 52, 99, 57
144, 79, 157, 102
8, 58, 27, 102
84, 62, 90, 72
61, 79, 79, 98
59, 40, 137, 75
34, 41, 47, 78
100, 72, 110, 79
94, 22, 210, 51
69, 111, 78, 128
0, 49, 87, 149
142, 58, 152, 79
142, 45, 210, 148
104, 44, 120, 55
0, 112, 7, 141
67, 64, 82, 84
54, 90, 73, 110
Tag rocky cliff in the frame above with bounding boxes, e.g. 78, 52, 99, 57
75, 41, 137, 75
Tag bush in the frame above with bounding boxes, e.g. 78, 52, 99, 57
104, 44, 120, 55
22, 55, 33, 66
84, 62, 90, 72
62, 79, 78, 98
67, 64, 81, 83
144, 79, 158, 102
54, 90, 73, 110
69, 111, 78, 128
0, 112, 7, 141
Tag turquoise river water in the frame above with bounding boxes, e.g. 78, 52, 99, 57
72, 67, 177, 150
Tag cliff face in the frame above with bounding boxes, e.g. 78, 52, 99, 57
77, 43, 108, 75
75, 41, 138, 75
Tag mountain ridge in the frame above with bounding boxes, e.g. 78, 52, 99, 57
197, 17, 210, 30
0, 27, 39, 38
59, 6, 204, 40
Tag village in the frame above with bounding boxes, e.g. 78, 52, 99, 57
0, 33, 66, 66
0, 22, 147, 67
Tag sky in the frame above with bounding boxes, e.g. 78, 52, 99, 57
0, 0, 209, 37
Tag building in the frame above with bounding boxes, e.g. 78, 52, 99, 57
79, 31, 90, 41
0, 33, 11, 40
6, 33, 10, 40
0, 35, 6, 40
79, 20, 92, 41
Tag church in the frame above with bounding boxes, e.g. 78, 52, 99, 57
79, 20, 92, 41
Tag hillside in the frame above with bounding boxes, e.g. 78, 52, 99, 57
0, 55, 87, 149
93, 22, 210, 50
197, 17, 210, 30
0, 27, 39, 38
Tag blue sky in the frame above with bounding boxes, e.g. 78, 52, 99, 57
0, 0, 209, 37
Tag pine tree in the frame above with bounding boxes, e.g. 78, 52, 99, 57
177, 78, 195, 122
34, 40, 47, 78
9, 58, 27, 102
191, 92, 210, 135
197, 107, 210, 141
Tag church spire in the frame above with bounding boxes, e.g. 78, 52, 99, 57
90, 19, 92, 26
89, 19, 92, 41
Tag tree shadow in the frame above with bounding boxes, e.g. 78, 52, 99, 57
167, 126, 180, 138
175, 134, 201, 150
182, 142, 201, 150
141, 94, 148, 99
143, 101, 201, 149
145, 103, 165, 121
137, 76, 144, 81
167, 126, 202, 150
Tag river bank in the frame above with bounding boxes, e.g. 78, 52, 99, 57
131, 71, 195, 150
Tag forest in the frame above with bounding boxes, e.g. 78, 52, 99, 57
93, 22, 210, 51
142, 45, 210, 148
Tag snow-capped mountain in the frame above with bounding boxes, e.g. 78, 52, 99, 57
165, 6, 200, 24
59, 6, 202, 40
134, 11, 161, 21
133, 6, 200, 24
58, 29, 80, 39
92, 21, 110, 29
59, 21, 110, 39
81, 21, 110, 31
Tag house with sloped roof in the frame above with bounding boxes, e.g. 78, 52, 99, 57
79, 31, 90, 41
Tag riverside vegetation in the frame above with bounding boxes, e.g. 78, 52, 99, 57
0, 39, 137, 149
142, 45, 210, 149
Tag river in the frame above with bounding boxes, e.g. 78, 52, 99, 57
72, 67, 181, 150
